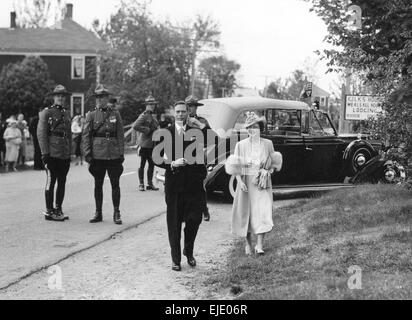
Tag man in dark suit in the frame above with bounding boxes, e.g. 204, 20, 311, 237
153, 101, 208, 271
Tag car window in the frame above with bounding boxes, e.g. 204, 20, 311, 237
267, 109, 301, 136
309, 111, 335, 136
301, 111, 309, 134
234, 109, 265, 131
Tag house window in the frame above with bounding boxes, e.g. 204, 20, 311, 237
72, 56, 85, 79
71, 93, 84, 117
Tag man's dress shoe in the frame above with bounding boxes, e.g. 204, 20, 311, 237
172, 263, 181, 271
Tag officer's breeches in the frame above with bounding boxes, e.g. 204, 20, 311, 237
44, 158, 70, 210
89, 159, 124, 211
138, 147, 155, 185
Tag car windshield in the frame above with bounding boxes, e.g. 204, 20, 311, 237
310, 110, 336, 136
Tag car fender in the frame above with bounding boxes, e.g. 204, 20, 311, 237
204, 162, 226, 188
343, 139, 377, 176
350, 155, 406, 184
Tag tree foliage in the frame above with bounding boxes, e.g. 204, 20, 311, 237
0, 56, 54, 117
92, 1, 223, 123
13, 0, 65, 28
265, 69, 307, 100
305, 0, 412, 160
198, 56, 241, 98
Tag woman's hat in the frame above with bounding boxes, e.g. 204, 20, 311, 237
244, 112, 266, 129
47, 85, 71, 97
185, 95, 204, 107
92, 84, 112, 97
145, 95, 159, 105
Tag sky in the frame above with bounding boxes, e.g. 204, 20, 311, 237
0, 0, 341, 95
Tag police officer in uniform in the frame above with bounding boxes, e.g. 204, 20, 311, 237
133, 95, 160, 192
185, 95, 211, 222
37, 85, 72, 222
82, 84, 125, 225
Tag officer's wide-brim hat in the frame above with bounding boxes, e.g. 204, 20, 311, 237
244, 112, 267, 129
47, 85, 71, 96
185, 95, 204, 107
144, 95, 159, 105
92, 84, 112, 97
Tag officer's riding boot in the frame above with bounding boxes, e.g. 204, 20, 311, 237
55, 207, 69, 221
113, 208, 122, 225
90, 211, 103, 223
146, 182, 159, 191
44, 209, 54, 221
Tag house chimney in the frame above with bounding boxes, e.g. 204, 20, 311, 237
10, 12, 17, 29
65, 3, 73, 19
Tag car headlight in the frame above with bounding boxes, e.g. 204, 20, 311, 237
384, 169, 396, 182
356, 155, 366, 167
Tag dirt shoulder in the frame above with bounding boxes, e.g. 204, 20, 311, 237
0, 197, 296, 300
0, 200, 233, 300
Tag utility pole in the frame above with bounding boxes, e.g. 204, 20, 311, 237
190, 34, 199, 96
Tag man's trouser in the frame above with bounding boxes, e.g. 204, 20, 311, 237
89, 159, 124, 212
166, 191, 203, 265
138, 147, 155, 186
44, 157, 70, 210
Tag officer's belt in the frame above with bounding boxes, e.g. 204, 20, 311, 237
93, 132, 117, 138
49, 131, 69, 138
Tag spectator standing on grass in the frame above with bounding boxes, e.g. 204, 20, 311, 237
3, 119, 22, 172
0, 112, 7, 167
17, 113, 28, 166
225, 112, 283, 256
71, 114, 84, 166
29, 108, 45, 170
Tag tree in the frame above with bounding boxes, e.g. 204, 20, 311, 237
93, 1, 197, 123
0, 56, 54, 117
198, 56, 241, 98
264, 69, 307, 100
305, 0, 412, 167
13, 0, 65, 28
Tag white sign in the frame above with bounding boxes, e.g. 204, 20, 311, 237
345, 95, 384, 120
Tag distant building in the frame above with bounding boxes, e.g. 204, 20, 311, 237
311, 84, 331, 111
0, 4, 108, 116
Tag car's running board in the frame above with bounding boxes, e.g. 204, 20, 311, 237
273, 183, 354, 196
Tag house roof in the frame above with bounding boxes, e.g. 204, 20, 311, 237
0, 19, 108, 55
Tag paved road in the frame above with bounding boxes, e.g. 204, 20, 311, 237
0, 152, 169, 289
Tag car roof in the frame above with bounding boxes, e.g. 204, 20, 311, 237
198, 97, 310, 131
199, 97, 310, 112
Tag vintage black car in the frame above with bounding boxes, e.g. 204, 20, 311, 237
193, 97, 406, 198
154, 97, 406, 198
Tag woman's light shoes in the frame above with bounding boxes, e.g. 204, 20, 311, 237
254, 245, 265, 256
245, 244, 252, 255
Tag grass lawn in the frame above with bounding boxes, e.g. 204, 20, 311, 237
206, 184, 412, 299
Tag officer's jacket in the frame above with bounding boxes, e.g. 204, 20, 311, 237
82, 106, 124, 160
37, 105, 72, 159
132, 111, 159, 149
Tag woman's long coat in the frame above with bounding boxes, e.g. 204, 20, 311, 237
228, 138, 282, 237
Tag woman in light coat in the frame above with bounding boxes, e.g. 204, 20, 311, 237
3, 120, 22, 172
226, 112, 282, 255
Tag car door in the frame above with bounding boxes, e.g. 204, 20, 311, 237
262, 109, 306, 185
302, 110, 343, 183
